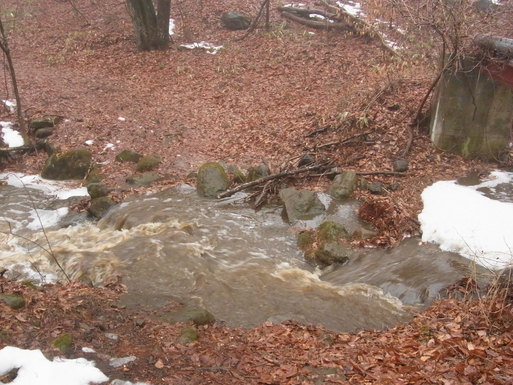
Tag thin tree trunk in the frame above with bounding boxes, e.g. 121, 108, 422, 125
0, 18, 25, 133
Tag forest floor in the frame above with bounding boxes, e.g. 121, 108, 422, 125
0, 0, 512, 383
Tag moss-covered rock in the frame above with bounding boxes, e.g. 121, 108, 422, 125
88, 197, 115, 219
85, 165, 105, 183
41, 147, 92, 180
297, 230, 315, 251
247, 164, 270, 182
161, 306, 215, 326
115, 149, 143, 163
279, 188, 325, 222
178, 326, 198, 344
196, 162, 229, 198
87, 183, 110, 199
0, 294, 25, 310
227, 164, 247, 184
136, 155, 161, 172
126, 172, 160, 186
52, 333, 73, 356
306, 241, 352, 266
221, 11, 251, 30
34, 127, 54, 138
318, 221, 348, 242
327, 171, 357, 200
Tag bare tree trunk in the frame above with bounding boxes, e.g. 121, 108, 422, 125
0, 17, 25, 133
126, 0, 170, 51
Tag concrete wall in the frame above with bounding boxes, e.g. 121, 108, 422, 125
430, 62, 513, 160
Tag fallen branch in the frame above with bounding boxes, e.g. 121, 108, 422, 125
280, 10, 349, 30
356, 171, 407, 176
217, 163, 332, 198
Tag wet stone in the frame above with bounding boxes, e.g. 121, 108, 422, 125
393, 159, 409, 172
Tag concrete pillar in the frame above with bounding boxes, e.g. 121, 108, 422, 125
430, 61, 513, 160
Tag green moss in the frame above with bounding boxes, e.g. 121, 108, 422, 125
136, 155, 161, 171
178, 326, 198, 344
115, 149, 142, 163
318, 221, 348, 241
0, 294, 25, 309
52, 333, 73, 356
297, 230, 315, 251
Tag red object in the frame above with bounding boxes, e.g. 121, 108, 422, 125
485, 62, 513, 89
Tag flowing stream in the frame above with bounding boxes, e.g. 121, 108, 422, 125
0, 182, 486, 332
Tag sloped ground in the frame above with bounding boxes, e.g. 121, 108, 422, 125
2, 0, 510, 244
0, 1, 513, 383
1, 277, 512, 384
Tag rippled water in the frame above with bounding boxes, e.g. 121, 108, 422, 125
0, 183, 484, 332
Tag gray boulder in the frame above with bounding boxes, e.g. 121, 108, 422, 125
305, 241, 352, 266
115, 149, 142, 163
279, 187, 325, 222
221, 11, 251, 30
327, 171, 357, 199
41, 147, 92, 180
196, 162, 229, 197
88, 197, 115, 219
87, 183, 110, 199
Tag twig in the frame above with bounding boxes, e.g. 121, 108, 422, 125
218, 163, 332, 198
235, 0, 270, 41
356, 171, 407, 176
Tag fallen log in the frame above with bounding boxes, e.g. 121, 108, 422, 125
474, 34, 513, 58
217, 162, 332, 199
280, 10, 349, 31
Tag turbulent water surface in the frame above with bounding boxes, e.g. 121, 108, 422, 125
0, 182, 484, 332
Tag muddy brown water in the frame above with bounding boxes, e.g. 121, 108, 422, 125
0, 184, 484, 332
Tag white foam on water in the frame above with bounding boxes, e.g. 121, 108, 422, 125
0, 173, 88, 199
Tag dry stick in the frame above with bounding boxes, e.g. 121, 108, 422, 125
217, 163, 332, 198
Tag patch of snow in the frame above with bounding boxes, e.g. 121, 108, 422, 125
169, 18, 175, 36
111, 380, 151, 385
179, 41, 223, 55
1, 121, 24, 147
0, 346, 108, 385
284, 3, 306, 7
2, 99, 16, 113
309, 14, 326, 20
419, 172, 513, 270
0, 173, 89, 199
103, 143, 115, 151
118, 117, 126, 121
81, 347, 96, 354
85, 139, 94, 145
336, 1, 365, 17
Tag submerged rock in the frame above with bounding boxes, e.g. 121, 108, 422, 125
161, 306, 215, 326
279, 187, 325, 222
305, 241, 352, 266
88, 197, 115, 219
328, 171, 357, 199
318, 221, 349, 242
221, 11, 251, 30
196, 162, 229, 197
41, 147, 92, 180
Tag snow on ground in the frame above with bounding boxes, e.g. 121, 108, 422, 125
179, 41, 223, 54
2, 99, 16, 114
169, 18, 175, 36
0, 173, 88, 200
0, 346, 108, 385
419, 171, 513, 270
1, 121, 24, 147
